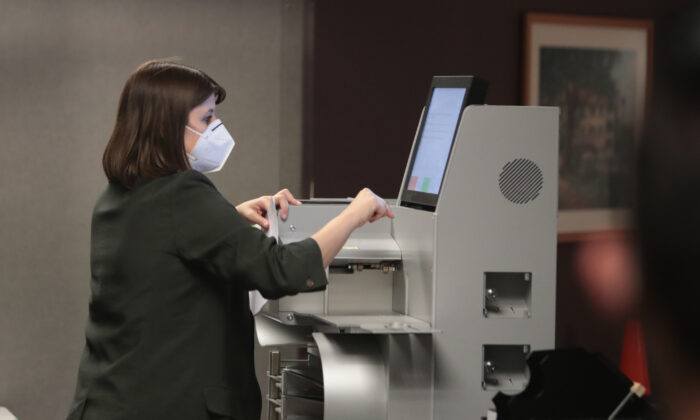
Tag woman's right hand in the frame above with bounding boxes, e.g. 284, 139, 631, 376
343, 188, 395, 228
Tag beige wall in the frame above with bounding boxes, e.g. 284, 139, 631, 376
0, 1, 304, 418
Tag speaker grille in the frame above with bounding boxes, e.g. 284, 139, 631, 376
499, 159, 543, 204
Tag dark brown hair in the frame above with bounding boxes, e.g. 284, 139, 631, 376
103, 60, 226, 188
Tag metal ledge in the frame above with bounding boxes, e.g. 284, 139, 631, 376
262, 311, 438, 335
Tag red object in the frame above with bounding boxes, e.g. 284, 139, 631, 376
619, 319, 651, 395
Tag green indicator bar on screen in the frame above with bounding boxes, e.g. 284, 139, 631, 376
421, 178, 431, 192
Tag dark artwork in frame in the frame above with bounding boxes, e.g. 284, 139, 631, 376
539, 47, 637, 211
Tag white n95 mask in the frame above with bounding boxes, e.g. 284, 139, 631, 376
185, 119, 235, 173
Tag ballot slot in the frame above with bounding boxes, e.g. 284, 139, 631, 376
325, 263, 399, 315
276, 204, 406, 316
481, 344, 531, 393
308, 262, 437, 333
272, 262, 436, 334
276, 261, 402, 316
274, 206, 421, 331
483, 272, 532, 318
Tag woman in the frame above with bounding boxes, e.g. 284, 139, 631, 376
66, 60, 393, 420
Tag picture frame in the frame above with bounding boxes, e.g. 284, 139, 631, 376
523, 13, 653, 241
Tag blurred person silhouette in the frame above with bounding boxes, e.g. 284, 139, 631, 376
576, 6, 700, 420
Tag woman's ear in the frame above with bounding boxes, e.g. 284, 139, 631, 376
575, 234, 641, 320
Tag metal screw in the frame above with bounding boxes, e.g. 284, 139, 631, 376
289, 224, 296, 232
286, 313, 294, 321
484, 360, 496, 374
485, 288, 497, 301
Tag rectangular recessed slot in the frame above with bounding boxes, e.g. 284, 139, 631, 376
281, 368, 324, 400
326, 269, 395, 314
482, 344, 530, 392
483, 272, 531, 318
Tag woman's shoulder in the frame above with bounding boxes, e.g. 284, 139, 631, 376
105, 170, 221, 205
163, 170, 218, 193
164, 170, 226, 208
172, 169, 214, 184
92, 171, 223, 219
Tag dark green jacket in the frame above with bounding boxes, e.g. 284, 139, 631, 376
66, 170, 327, 420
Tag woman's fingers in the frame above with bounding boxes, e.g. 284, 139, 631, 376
274, 188, 302, 220
275, 188, 301, 205
349, 188, 394, 225
277, 196, 290, 220
384, 203, 395, 219
368, 201, 393, 223
236, 196, 272, 227
250, 211, 269, 229
283, 189, 302, 206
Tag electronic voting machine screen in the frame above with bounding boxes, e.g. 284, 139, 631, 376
400, 76, 488, 210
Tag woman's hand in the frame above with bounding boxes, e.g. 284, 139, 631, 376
343, 188, 395, 228
235, 189, 302, 230
311, 188, 394, 267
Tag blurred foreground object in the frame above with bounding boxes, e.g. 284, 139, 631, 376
633, 7, 700, 420
575, 234, 639, 320
493, 348, 657, 419
619, 320, 651, 395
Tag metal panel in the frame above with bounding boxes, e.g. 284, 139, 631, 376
432, 105, 559, 419
313, 333, 388, 420
279, 205, 395, 240
254, 314, 315, 347
311, 314, 434, 334
391, 206, 436, 324
283, 232, 401, 263
385, 334, 434, 420
278, 290, 326, 314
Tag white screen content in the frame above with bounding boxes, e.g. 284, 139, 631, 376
407, 87, 467, 194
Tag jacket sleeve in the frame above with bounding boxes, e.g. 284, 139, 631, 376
169, 171, 327, 299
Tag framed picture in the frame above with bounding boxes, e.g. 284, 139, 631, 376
523, 13, 653, 241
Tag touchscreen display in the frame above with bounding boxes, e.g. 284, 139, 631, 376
406, 87, 467, 194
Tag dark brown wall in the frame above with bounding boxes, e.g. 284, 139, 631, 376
305, 0, 683, 364
306, 0, 679, 199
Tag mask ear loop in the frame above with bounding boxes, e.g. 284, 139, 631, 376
185, 126, 203, 162
185, 125, 204, 136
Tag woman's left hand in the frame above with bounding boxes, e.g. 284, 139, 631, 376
235, 189, 302, 230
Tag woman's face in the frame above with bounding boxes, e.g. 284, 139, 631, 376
184, 93, 217, 154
